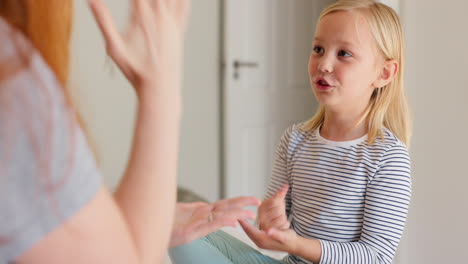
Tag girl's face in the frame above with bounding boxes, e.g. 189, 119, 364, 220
309, 11, 384, 113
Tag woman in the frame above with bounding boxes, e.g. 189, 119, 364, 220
0, 0, 259, 263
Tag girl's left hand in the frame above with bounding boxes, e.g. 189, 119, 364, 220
239, 219, 299, 254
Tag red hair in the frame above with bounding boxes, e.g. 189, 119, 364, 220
0, 0, 72, 89
0, 0, 96, 156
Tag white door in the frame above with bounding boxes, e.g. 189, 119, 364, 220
223, 0, 335, 199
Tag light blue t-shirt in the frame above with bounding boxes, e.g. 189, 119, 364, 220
0, 18, 101, 263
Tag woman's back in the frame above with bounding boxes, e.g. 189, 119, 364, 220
0, 17, 101, 262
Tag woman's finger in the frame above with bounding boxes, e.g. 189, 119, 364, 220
228, 210, 256, 221
192, 205, 255, 227
186, 215, 237, 241
213, 196, 261, 211
191, 204, 213, 219
134, 0, 159, 58
183, 202, 209, 209
165, 0, 177, 11
149, 0, 165, 13
213, 208, 256, 222
88, 0, 124, 57
174, 0, 190, 28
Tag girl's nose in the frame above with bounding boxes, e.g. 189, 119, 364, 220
318, 55, 333, 73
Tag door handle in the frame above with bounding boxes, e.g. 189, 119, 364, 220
233, 60, 259, 79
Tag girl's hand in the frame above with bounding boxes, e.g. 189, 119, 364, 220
258, 184, 290, 231
239, 219, 299, 254
170, 197, 261, 248
88, 0, 190, 96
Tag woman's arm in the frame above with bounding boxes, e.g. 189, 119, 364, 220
15, 0, 190, 263
113, 80, 181, 263
90, 0, 189, 262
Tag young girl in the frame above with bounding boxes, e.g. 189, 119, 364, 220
170, 0, 412, 263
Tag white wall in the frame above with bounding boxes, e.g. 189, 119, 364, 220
398, 0, 468, 263
178, 0, 221, 202
70, 0, 221, 202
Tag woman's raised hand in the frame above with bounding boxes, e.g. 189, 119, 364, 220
89, 0, 190, 96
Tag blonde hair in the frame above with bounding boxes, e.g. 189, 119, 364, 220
302, 0, 412, 146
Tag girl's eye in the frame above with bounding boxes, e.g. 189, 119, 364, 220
338, 50, 352, 57
313, 46, 324, 55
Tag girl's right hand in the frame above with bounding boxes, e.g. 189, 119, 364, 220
258, 184, 290, 231
88, 0, 190, 98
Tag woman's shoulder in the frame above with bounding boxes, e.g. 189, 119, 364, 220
0, 18, 102, 261
0, 17, 35, 72
0, 17, 15, 53
0, 16, 80, 172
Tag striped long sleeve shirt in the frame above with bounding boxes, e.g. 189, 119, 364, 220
267, 123, 412, 264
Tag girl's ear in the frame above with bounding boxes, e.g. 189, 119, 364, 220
373, 59, 398, 88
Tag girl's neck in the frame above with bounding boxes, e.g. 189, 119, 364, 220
320, 108, 368, 142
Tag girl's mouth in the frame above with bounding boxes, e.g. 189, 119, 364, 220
315, 78, 334, 91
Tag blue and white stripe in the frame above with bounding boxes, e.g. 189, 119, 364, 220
267, 124, 412, 264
